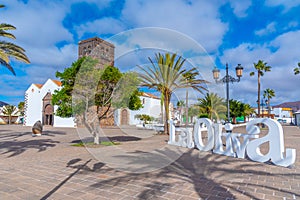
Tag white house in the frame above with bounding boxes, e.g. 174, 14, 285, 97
114, 92, 162, 126
272, 107, 293, 118
24, 79, 76, 127
294, 111, 300, 126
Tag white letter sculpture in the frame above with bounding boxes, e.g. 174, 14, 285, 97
194, 118, 214, 151
246, 118, 296, 167
167, 118, 296, 167
168, 120, 194, 148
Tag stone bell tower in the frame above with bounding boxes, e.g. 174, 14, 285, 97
78, 37, 114, 68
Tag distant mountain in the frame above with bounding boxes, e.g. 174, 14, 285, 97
273, 101, 300, 112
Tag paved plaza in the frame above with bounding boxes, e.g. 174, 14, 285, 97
0, 124, 299, 200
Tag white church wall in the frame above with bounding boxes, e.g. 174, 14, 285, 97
24, 84, 43, 126
53, 105, 76, 127
53, 116, 76, 127
114, 94, 162, 126
24, 79, 75, 128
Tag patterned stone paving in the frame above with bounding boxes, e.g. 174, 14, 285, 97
0, 124, 299, 199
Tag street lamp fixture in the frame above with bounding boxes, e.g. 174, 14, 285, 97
212, 63, 243, 123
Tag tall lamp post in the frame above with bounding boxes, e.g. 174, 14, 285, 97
212, 63, 243, 123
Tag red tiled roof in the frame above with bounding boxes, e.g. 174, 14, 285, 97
34, 84, 43, 89
51, 80, 62, 86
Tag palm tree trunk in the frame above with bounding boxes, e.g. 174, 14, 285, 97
233, 116, 237, 124
185, 89, 188, 128
164, 92, 171, 134
160, 94, 164, 124
257, 73, 261, 117
268, 97, 271, 117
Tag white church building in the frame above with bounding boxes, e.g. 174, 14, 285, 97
114, 92, 162, 126
24, 78, 162, 128
24, 79, 76, 127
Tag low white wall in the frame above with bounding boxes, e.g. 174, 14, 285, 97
53, 116, 76, 127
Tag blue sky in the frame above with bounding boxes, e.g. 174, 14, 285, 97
1, 0, 300, 107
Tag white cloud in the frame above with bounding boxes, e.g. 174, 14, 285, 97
120, 0, 228, 53
285, 21, 299, 30
76, 17, 126, 38
27, 44, 77, 68
228, 0, 252, 18
1, 1, 73, 47
268, 30, 300, 66
221, 43, 272, 69
255, 22, 277, 36
265, 0, 300, 13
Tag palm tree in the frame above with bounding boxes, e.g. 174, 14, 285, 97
242, 103, 255, 122
138, 52, 207, 134
176, 100, 185, 124
294, 62, 300, 75
197, 93, 226, 121
250, 60, 271, 117
0, 5, 30, 75
17, 101, 25, 116
182, 71, 198, 127
263, 88, 275, 116
2, 104, 17, 124
229, 99, 244, 124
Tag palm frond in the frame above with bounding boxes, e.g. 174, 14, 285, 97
0, 58, 16, 75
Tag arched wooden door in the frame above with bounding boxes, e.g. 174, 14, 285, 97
120, 109, 129, 125
44, 104, 54, 126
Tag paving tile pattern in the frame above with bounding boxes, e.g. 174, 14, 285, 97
0, 125, 299, 199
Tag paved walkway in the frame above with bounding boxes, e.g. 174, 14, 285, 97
0, 124, 299, 200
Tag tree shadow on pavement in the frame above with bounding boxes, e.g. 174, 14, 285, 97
87, 147, 300, 199
40, 130, 67, 137
66, 158, 105, 174
0, 139, 60, 157
0, 130, 66, 141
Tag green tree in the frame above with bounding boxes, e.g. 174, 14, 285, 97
54, 57, 141, 144
250, 60, 271, 117
183, 71, 199, 126
263, 88, 275, 116
135, 114, 154, 124
294, 62, 300, 75
52, 57, 85, 117
229, 99, 244, 124
2, 104, 17, 124
138, 52, 207, 134
95, 65, 122, 121
128, 90, 143, 110
197, 93, 226, 121
17, 101, 25, 116
189, 105, 200, 122
242, 103, 255, 122
0, 5, 30, 75
112, 71, 142, 110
